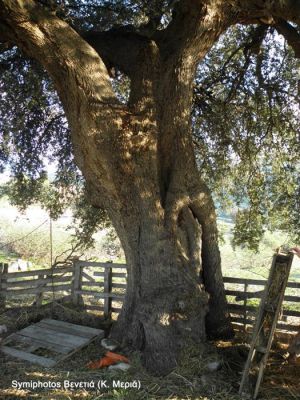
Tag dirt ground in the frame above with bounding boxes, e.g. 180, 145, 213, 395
0, 304, 299, 400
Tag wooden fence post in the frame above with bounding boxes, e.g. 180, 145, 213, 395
243, 282, 248, 331
72, 260, 82, 305
0, 263, 8, 309
35, 273, 45, 307
104, 266, 112, 318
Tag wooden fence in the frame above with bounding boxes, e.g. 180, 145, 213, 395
0, 261, 127, 318
71, 260, 127, 317
224, 276, 300, 333
1, 261, 300, 334
0, 262, 73, 308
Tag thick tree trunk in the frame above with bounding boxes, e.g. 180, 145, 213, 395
110, 204, 208, 374
104, 67, 233, 372
108, 175, 232, 374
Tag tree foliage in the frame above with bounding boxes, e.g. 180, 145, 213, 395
193, 25, 300, 249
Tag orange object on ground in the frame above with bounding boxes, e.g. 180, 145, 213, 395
87, 351, 129, 369
105, 351, 129, 363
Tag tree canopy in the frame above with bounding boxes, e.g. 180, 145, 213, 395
193, 24, 300, 249
0, 1, 299, 251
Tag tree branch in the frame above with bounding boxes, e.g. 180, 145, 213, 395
274, 19, 300, 58
158, 0, 300, 67
137, 0, 177, 37
158, 0, 230, 64
0, 18, 15, 50
235, 0, 300, 26
83, 28, 151, 77
82, 1, 205, 77
0, 0, 132, 208
0, 0, 118, 110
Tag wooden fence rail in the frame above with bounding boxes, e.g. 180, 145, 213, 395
0, 263, 73, 306
223, 276, 300, 333
0, 261, 127, 318
1, 261, 300, 334
72, 260, 127, 318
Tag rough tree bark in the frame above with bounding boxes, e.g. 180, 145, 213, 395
1, 0, 299, 374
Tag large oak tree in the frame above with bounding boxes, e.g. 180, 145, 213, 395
0, 0, 300, 374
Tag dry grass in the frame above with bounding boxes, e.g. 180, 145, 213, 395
0, 306, 299, 400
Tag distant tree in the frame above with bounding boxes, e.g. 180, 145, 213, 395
0, 1, 299, 373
